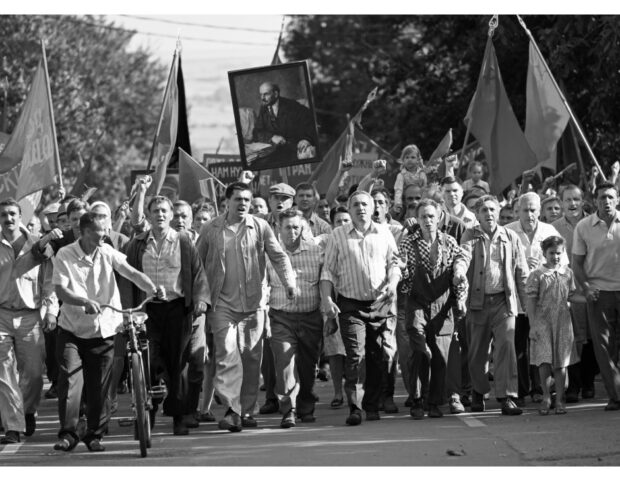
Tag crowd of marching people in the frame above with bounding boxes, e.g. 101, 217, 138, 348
1, 146, 620, 455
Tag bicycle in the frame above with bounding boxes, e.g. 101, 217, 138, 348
101, 297, 166, 458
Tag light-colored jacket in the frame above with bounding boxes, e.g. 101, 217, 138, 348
196, 214, 295, 311
454, 225, 529, 317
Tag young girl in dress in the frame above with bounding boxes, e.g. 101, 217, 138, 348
525, 235, 580, 415
393, 144, 427, 214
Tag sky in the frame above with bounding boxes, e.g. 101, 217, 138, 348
106, 14, 286, 161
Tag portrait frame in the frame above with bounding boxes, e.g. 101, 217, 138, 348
228, 60, 321, 171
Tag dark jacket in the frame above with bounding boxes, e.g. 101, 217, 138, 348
121, 230, 208, 310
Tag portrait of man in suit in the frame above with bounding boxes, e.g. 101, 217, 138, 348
229, 61, 320, 171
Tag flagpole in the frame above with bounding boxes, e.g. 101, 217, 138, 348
516, 15, 606, 181
146, 48, 178, 172
40, 39, 63, 190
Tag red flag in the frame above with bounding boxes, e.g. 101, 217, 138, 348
147, 51, 179, 196
525, 41, 571, 172
0, 54, 61, 201
178, 148, 225, 204
464, 38, 538, 195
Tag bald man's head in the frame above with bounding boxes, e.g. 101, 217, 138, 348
260, 82, 280, 107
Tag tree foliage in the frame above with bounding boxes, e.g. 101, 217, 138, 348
0, 15, 166, 204
282, 15, 620, 171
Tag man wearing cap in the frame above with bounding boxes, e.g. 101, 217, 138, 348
259, 182, 295, 415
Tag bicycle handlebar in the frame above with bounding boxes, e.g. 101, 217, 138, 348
100, 296, 156, 315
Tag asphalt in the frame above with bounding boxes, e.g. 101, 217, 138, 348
1, 376, 619, 466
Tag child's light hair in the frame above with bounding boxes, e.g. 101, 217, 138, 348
467, 160, 484, 174
400, 144, 423, 163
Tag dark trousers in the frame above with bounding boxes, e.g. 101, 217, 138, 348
567, 342, 599, 395
454, 314, 472, 397
587, 291, 620, 402
338, 297, 392, 413
45, 330, 58, 385
56, 328, 114, 442
406, 308, 459, 406
269, 309, 323, 416
146, 298, 192, 417
515, 314, 542, 398
261, 338, 277, 402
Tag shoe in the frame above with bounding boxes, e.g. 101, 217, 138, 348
555, 407, 568, 415
410, 399, 425, 420
317, 366, 330, 382
470, 391, 485, 412
383, 397, 399, 414
501, 398, 523, 415
84, 438, 106, 452
366, 411, 380, 421
197, 411, 216, 422
330, 397, 344, 408
173, 416, 189, 435
280, 409, 296, 429
45, 384, 58, 399
460, 394, 471, 407
582, 388, 595, 399
604, 400, 620, 411
449, 395, 465, 414
345, 407, 362, 426
298, 413, 316, 423
404, 396, 413, 408
24, 412, 36, 436
259, 399, 279, 415
53, 434, 78, 451
241, 414, 258, 428
182, 413, 199, 428
0, 430, 20, 444
514, 397, 526, 408
428, 405, 443, 418
218, 409, 242, 432
531, 393, 543, 403
565, 392, 579, 403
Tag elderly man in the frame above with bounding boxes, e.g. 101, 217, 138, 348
573, 182, 620, 411
321, 190, 401, 425
400, 199, 467, 419
52, 212, 160, 452
123, 194, 208, 436
267, 209, 324, 428
553, 185, 599, 402
505, 192, 567, 406
252, 82, 316, 162
197, 182, 296, 432
454, 195, 529, 415
294, 182, 332, 237
441, 176, 477, 229
0, 200, 58, 444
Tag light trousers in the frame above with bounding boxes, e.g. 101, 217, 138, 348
0, 308, 44, 432
208, 307, 264, 416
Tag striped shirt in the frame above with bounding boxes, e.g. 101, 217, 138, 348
267, 238, 323, 312
321, 221, 401, 301
142, 228, 183, 300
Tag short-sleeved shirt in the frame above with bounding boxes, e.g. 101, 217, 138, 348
52, 241, 127, 339
573, 212, 620, 291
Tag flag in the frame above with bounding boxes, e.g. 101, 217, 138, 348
178, 148, 225, 204
428, 129, 453, 163
168, 53, 192, 168
524, 41, 571, 172
464, 37, 538, 195
147, 51, 180, 196
0, 53, 61, 202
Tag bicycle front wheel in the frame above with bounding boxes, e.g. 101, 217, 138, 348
131, 351, 149, 458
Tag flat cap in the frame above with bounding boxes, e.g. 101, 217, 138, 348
269, 183, 295, 197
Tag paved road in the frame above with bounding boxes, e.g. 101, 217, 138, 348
1, 377, 619, 466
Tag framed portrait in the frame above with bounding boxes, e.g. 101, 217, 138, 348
228, 60, 321, 171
